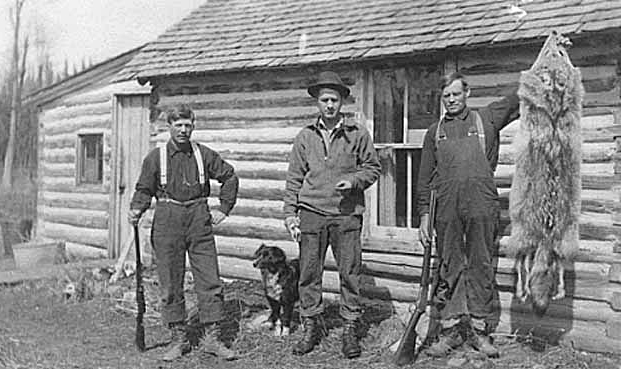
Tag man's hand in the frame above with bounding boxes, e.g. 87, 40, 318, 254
128, 209, 143, 226
418, 213, 430, 245
284, 216, 301, 243
211, 209, 227, 225
335, 180, 353, 192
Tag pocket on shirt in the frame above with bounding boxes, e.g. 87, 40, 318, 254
336, 153, 357, 172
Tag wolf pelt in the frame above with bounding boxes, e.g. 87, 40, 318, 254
508, 32, 584, 315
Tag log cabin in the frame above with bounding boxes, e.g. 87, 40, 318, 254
25, 46, 151, 260
64, 0, 621, 353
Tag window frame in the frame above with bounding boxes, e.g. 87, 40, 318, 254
76, 131, 104, 185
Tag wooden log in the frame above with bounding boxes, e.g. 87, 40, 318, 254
193, 118, 308, 131
40, 101, 111, 123
40, 221, 107, 249
39, 206, 108, 230
43, 148, 75, 164
159, 88, 311, 106
227, 160, 288, 181
159, 95, 316, 111
612, 292, 621, 311
497, 188, 616, 214
40, 177, 109, 194
217, 255, 418, 302
40, 162, 75, 177
225, 198, 284, 219
0, 259, 112, 285
154, 127, 300, 144
501, 127, 613, 144
499, 142, 615, 164
210, 178, 284, 201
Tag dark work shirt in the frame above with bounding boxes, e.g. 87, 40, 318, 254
417, 92, 520, 215
130, 140, 239, 215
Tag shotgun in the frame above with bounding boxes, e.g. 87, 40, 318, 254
394, 190, 437, 366
134, 224, 146, 352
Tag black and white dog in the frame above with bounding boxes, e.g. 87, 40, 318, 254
252, 244, 300, 336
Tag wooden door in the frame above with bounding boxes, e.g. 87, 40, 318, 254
109, 94, 151, 259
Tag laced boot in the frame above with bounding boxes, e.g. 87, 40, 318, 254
197, 323, 237, 360
468, 328, 499, 358
162, 323, 190, 362
426, 324, 465, 357
292, 316, 323, 356
341, 318, 361, 359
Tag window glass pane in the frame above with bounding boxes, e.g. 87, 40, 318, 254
78, 134, 103, 184
407, 66, 442, 129
377, 148, 421, 228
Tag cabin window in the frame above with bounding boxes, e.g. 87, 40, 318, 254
372, 65, 442, 229
77, 134, 103, 184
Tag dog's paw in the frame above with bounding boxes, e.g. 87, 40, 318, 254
280, 326, 290, 336
260, 320, 275, 330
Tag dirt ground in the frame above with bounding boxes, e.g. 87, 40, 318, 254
0, 267, 620, 369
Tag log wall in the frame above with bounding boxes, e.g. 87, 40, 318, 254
142, 40, 621, 353
37, 80, 147, 251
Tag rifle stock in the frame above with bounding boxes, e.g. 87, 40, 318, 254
394, 190, 437, 366
134, 224, 146, 352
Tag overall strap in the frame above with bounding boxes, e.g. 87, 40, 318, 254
472, 110, 486, 154
434, 111, 486, 154
158, 142, 167, 187
191, 141, 205, 186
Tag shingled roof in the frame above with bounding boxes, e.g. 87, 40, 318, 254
120, 0, 621, 82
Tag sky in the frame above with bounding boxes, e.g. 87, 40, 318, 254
0, 0, 206, 73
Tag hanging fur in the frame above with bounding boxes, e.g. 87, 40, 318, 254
508, 31, 584, 315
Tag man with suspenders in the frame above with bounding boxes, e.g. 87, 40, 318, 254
128, 106, 239, 361
417, 72, 519, 357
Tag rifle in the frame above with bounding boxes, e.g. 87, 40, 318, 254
394, 190, 437, 366
134, 224, 146, 352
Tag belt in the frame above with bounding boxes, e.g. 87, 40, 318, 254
158, 197, 208, 207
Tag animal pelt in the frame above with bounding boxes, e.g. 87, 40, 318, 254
252, 244, 300, 336
508, 31, 584, 315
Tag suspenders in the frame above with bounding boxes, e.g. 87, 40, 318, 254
435, 110, 486, 153
158, 141, 205, 188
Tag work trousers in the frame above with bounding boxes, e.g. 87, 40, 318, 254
298, 209, 363, 321
151, 201, 223, 326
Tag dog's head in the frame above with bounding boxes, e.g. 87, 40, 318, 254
253, 244, 287, 273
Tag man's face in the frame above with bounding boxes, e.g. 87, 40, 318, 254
441, 79, 468, 116
169, 118, 194, 144
316, 88, 343, 122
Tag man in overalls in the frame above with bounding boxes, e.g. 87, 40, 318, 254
417, 72, 519, 357
128, 106, 239, 361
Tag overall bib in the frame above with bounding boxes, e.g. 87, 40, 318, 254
433, 113, 500, 331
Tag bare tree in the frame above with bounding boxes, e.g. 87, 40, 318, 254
1, 0, 28, 190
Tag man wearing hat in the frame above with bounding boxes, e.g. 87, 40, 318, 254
283, 71, 381, 358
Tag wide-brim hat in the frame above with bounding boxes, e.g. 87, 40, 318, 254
307, 71, 350, 99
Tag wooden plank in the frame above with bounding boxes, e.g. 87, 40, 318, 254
40, 206, 108, 230
40, 221, 108, 248
40, 191, 109, 211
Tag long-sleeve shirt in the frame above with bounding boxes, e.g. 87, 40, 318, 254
130, 140, 239, 215
417, 93, 520, 215
284, 116, 381, 217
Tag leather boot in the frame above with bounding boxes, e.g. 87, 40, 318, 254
162, 323, 190, 361
292, 316, 322, 356
341, 318, 361, 359
426, 324, 465, 358
198, 323, 237, 360
468, 328, 499, 358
